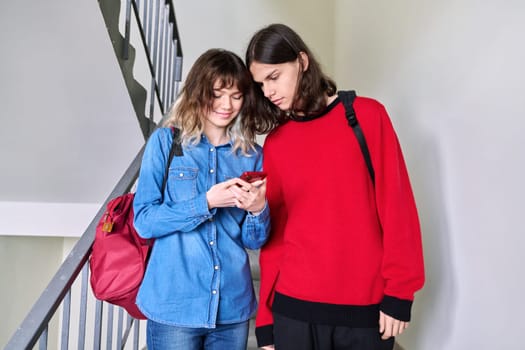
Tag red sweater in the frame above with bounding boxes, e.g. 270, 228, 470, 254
255, 96, 425, 346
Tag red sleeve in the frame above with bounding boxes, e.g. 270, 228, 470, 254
359, 98, 425, 319
255, 134, 286, 346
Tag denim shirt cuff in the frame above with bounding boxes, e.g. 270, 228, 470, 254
193, 192, 215, 219
248, 201, 269, 221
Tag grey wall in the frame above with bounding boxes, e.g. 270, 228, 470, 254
0, 236, 63, 348
0, 0, 143, 204
336, 1, 525, 349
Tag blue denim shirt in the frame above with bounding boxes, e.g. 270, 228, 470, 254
133, 128, 270, 328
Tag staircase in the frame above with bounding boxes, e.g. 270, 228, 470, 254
98, 0, 183, 138
4, 1, 266, 349
4, 0, 183, 349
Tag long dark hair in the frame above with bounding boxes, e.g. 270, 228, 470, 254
246, 23, 337, 130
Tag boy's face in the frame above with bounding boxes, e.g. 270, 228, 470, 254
249, 58, 302, 111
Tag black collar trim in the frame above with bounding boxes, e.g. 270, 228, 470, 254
289, 97, 341, 122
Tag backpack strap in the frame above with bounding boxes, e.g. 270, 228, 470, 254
171, 127, 184, 157
161, 127, 183, 193
138, 127, 182, 248
337, 90, 375, 185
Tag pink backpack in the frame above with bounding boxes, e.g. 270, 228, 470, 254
89, 128, 181, 319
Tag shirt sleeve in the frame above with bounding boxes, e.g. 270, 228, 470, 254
242, 202, 270, 249
361, 98, 425, 321
133, 128, 214, 239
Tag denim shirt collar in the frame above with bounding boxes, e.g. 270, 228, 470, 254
199, 134, 234, 149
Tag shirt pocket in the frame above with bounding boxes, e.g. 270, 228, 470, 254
167, 167, 198, 200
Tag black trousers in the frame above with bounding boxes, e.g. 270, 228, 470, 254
273, 313, 395, 350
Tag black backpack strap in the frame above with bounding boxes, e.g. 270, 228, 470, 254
337, 90, 375, 185
171, 127, 184, 157
161, 127, 183, 192
140, 127, 184, 248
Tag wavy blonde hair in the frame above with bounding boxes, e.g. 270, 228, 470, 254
164, 49, 269, 155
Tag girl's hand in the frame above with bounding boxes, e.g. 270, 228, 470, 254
228, 178, 267, 213
206, 178, 242, 209
206, 177, 267, 212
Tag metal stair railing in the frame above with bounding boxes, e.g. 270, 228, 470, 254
99, 0, 183, 139
4, 146, 147, 350
4, 0, 182, 349
128, 0, 183, 118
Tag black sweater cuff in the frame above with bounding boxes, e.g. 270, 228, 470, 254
380, 295, 413, 322
255, 324, 274, 347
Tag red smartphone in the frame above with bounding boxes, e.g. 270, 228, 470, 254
240, 171, 267, 183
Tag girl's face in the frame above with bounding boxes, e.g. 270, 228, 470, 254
203, 82, 244, 132
249, 59, 302, 111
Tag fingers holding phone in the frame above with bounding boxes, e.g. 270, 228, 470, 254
206, 180, 240, 209
236, 171, 267, 191
230, 171, 267, 212
240, 171, 267, 183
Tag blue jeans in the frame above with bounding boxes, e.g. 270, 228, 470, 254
146, 319, 249, 350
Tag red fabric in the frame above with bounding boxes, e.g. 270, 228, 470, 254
90, 193, 151, 319
256, 97, 425, 328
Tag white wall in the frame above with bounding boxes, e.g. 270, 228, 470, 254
336, 1, 525, 349
174, 0, 336, 81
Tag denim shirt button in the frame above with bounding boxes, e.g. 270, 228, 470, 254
132, 130, 266, 325
214, 265, 219, 270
